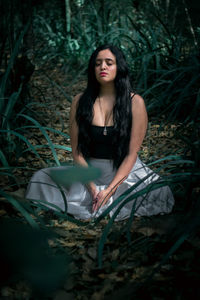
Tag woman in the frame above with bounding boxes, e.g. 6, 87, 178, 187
26, 45, 174, 221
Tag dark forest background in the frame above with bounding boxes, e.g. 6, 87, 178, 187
0, 0, 200, 299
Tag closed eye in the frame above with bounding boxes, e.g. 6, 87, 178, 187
95, 58, 115, 66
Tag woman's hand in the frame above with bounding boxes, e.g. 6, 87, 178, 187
86, 182, 99, 201
92, 188, 112, 212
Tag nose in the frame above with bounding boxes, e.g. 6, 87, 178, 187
100, 61, 106, 70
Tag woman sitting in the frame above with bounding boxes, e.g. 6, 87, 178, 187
26, 44, 174, 221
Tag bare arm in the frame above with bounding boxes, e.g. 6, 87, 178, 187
108, 94, 148, 193
69, 94, 98, 198
93, 94, 148, 210
69, 94, 88, 167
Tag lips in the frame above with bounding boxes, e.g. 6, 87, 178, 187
100, 72, 108, 76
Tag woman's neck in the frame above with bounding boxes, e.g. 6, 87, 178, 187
99, 83, 116, 101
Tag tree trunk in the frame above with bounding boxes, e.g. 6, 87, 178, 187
65, 0, 71, 36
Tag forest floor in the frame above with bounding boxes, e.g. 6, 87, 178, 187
1, 62, 200, 300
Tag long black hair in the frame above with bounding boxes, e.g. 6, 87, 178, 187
76, 44, 133, 169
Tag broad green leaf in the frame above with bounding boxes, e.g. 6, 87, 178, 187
49, 165, 101, 187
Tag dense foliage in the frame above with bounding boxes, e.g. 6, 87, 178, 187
0, 0, 200, 298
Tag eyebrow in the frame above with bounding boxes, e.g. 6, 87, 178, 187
95, 58, 115, 62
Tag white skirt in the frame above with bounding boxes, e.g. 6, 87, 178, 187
25, 157, 174, 221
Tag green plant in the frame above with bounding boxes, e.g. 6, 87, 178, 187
0, 218, 70, 296
31, 0, 200, 124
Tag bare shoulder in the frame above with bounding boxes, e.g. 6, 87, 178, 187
131, 93, 145, 103
72, 93, 83, 106
70, 93, 83, 122
70, 93, 83, 113
131, 93, 146, 111
131, 93, 148, 129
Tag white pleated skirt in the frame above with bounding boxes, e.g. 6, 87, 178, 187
25, 157, 174, 221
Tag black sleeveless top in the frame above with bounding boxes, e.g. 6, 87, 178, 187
89, 125, 115, 159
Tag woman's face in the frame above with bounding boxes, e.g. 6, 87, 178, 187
95, 49, 117, 84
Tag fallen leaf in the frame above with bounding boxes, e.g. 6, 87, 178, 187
88, 247, 97, 260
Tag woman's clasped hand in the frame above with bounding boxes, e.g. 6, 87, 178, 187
92, 188, 113, 212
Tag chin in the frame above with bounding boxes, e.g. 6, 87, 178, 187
97, 78, 114, 84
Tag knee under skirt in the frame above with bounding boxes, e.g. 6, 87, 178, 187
25, 157, 174, 221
